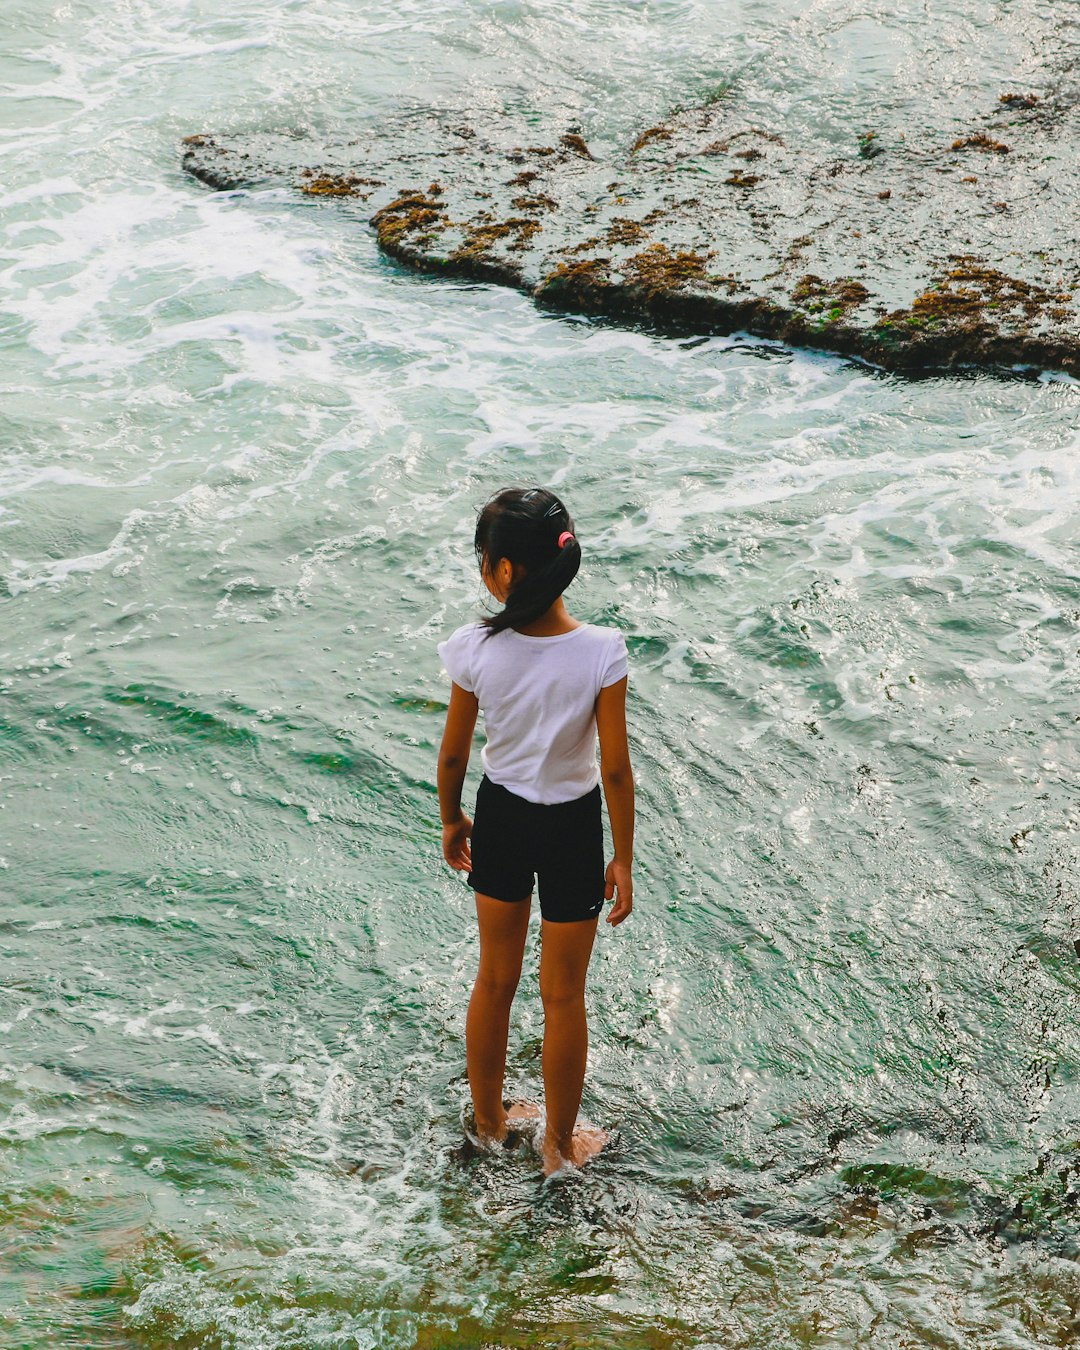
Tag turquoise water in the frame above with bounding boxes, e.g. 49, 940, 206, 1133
3, 3, 1080, 1346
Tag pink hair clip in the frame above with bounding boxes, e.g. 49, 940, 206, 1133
557, 531, 575, 548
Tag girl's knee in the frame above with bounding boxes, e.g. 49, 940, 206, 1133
474, 969, 520, 1005
539, 981, 586, 1011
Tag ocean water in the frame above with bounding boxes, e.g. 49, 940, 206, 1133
3, 2, 1080, 1346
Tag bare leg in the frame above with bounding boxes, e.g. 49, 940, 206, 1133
538, 915, 606, 1175
467, 892, 533, 1142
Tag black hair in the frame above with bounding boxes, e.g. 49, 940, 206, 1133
474, 486, 581, 637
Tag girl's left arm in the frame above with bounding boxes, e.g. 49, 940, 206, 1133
596, 675, 634, 925
437, 681, 479, 870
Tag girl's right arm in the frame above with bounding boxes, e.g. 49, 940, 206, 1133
596, 675, 634, 925
438, 680, 479, 871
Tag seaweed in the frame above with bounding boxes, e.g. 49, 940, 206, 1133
510, 193, 558, 212
999, 92, 1040, 109
630, 126, 674, 155
606, 217, 648, 246
370, 189, 447, 248
539, 257, 612, 289
451, 217, 543, 261
701, 128, 784, 155
622, 243, 712, 296
951, 132, 1010, 154
299, 173, 383, 198
560, 133, 594, 159
791, 275, 871, 319
871, 257, 1075, 357
181, 72, 1080, 381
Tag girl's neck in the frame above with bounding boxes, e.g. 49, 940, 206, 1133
511, 597, 581, 637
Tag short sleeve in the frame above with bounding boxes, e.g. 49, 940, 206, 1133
437, 625, 477, 693
599, 631, 628, 688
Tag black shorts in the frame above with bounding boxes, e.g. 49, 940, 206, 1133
468, 774, 605, 924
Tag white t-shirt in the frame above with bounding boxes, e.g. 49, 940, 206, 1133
438, 620, 628, 805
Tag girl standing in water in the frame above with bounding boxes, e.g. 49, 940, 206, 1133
437, 486, 634, 1176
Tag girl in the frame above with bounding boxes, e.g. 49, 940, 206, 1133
436, 486, 634, 1177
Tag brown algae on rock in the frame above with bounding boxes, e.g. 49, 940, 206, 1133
559, 133, 594, 159
537, 256, 613, 304
950, 132, 1010, 154
451, 217, 543, 261
371, 188, 447, 251
180, 43, 1080, 380
883, 258, 1073, 331
791, 276, 873, 320
299, 173, 384, 197
630, 125, 674, 155
622, 243, 712, 297
605, 217, 647, 247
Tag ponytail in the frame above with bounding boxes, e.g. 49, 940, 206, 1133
473, 487, 581, 637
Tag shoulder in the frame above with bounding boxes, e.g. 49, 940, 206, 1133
437, 621, 489, 692
580, 622, 627, 652
445, 619, 485, 642
438, 621, 491, 661
581, 623, 628, 686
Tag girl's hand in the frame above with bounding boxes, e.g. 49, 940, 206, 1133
442, 815, 473, 872
604, 858, 632, 926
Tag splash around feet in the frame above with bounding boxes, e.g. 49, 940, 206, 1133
462, 1100, 609, 1175
541, 1124, 609, 1177
464, 1098, 542, 1150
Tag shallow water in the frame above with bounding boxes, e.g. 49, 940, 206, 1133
3, 2, 1080, 1347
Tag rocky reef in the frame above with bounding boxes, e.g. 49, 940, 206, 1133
182, 72, 1080, 378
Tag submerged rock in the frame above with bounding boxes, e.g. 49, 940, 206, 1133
181, 65, 1080, 377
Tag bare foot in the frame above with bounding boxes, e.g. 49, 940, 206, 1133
470, 1099, 541, 1148
499, 1099, 541, 1146
541, 1124, 609, 1177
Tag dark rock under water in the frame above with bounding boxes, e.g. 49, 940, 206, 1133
182, 26, 1080, 378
